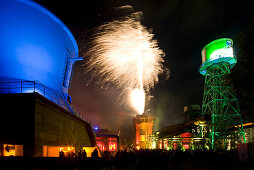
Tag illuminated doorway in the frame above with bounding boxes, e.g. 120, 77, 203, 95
43, 146, 75, 157
2, 144, 23, 156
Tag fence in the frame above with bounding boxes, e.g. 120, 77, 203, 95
0, 80, 93, 125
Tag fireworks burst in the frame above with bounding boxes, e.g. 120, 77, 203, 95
130, 88, 145, 115
82, 10, 166, 114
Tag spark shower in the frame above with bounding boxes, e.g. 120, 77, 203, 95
82, 7, 166, 115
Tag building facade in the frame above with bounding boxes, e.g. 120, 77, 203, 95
133, 114, 155, 149
0, 93, 96, 157
0, 0, 95, 157
96, 129, 120, 153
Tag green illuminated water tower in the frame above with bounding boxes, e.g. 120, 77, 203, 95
200, 38, 246, 150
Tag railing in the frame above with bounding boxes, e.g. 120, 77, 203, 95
0, 80, 92, 125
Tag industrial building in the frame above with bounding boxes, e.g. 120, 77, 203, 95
132, 38, 253, 151
153, 105, 210, 150
132, 107, 208, 150
154, 105, 254, 151
0, 0, 96, 157
133, 114, 155, 149
153, 39, 251, 151
0, 93, 96, 157
155, 117, 254, 151
199, 38, 246, 149
96, 129, 120, 153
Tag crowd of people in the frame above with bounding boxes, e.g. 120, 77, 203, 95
57, 148, 246, 169
0, 148, 249, 169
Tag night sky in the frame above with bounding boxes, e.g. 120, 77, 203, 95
35, 0, 254, 139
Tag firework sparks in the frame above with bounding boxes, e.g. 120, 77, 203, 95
130, 88, 145, 115
82, 11, 165, 114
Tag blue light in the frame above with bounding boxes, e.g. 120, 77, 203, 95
0, 0, 82, 101
94, 126, 99, 131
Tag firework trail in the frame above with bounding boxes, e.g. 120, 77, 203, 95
82, 8, 166, 114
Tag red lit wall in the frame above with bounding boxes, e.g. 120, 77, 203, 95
96, 136, 118, 151
135, 124, 140, 146
181, 132, 192, 149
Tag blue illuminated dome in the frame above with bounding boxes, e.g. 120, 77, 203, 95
0, 0, 82, 111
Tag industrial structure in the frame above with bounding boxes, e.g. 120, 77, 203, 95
154, 117, 253, 151
96, 129, 120, 153
152, 105, 253, 151
0, 0, 96, 157
154, 39, 248, 151
200, 38, 246, 150
0, 0, 81, 111
152, 39, 247, 151
153, 105, 210, 150
133, 114, 155, 149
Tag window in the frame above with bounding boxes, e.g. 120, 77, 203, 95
2, 144, 23, 156
43, 146, 75, 157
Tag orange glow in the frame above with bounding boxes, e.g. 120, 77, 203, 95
234, 122, 254, 128
140, 135, 145, 142
134, 115, 154, 149
3, 144, 23, 156
60, 146, 74, 153
43, 146, 75, 157
136, 146, 140, 150
83, 147, 101, 157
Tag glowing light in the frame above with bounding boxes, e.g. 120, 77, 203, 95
210, 48, 233, 61
83, 147, 101, 157
200, 38, 236, 75
109, 143, 116, 151
0, 0, 79, 95
152, 141, 156, 149
183, 144, 189, 150
3, 144, 23, 156
82, 12, 165, 112
130, 88, 145, 115
96, 136, 118, 151
234, 122, 254, 128
84, 18, 164, 89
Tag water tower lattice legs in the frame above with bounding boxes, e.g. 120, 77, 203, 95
201, 63, 246, 150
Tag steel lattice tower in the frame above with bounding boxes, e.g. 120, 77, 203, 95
200, 38, 246, 150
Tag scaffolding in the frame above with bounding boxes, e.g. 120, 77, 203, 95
201, 62, 246, 149
200, 38, 246, 150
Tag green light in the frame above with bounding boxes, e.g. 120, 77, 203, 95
200, 38, 246, 150
200, 38, 236, 75
202, 38, 233, 62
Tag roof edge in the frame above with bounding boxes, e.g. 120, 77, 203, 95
17, 0, 79, 58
